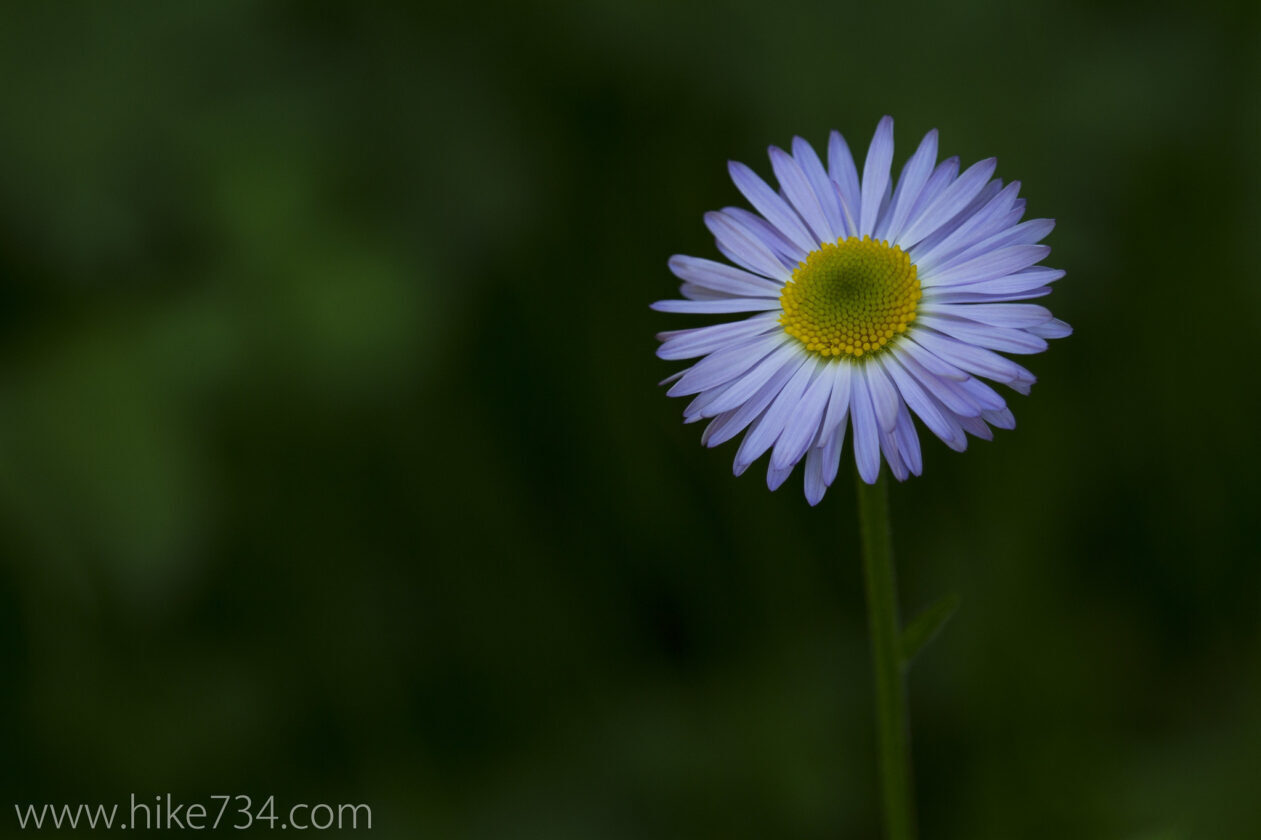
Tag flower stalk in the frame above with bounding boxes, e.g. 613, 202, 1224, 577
855, 473, 915, 840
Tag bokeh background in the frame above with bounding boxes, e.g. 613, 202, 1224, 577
2, 1, 1258, 837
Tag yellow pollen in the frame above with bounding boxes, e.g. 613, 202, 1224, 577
778, 235, 921, 359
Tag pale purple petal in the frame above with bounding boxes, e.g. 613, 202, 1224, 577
860, 116, 895, 237
697, 341, 806, 418
668, 255, 784, 297
881, 426, 908, 481
667, 333, 786, 396
656, 312, 780, 360
792, 136, 844, 241
922, 244, 1051, 289
735, 357, 820, 468
953, 375, 1007, 412
821, 417, 845, 485
892, 402, 922, 476
819, 361, 855, 438
900, 335, 968, 381
880, 129, 939, 244
727, 160, 817, 254
917, 315, 1049, 354
908, 330, 1029, 385
803, 446, 827, 506
899, 157, 998, 248
651, 298, 782, 314
948, 266, 1064, 297
724, 206, 808, 265
919, 302, 1053, 329
909, 368, 985, 418
828, 130, 862, 236
702, 352, 809, 446
771, 146, 833, 245
924, 285, 1053, 304
931, 218, 1055, 275
903, 156, 959, 228
862, 359, 901, 432
982, 407, 1016, 430
1029, 318, 1073, 339
771, 362, 833, 470
704, 210, 792, 281
879, 353, 963, 448
849, 371, 882, 483
910, 181, 1021, 269
957, 413, 994, 441
766, 462, 794, 491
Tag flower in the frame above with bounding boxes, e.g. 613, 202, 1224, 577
653, 117, 1070, 505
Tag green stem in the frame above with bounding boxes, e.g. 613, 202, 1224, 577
856, 473, 916, 840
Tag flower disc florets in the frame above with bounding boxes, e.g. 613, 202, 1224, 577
779, 236, 920, 359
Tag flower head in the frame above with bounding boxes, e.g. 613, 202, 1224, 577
654, 117, 1070, 504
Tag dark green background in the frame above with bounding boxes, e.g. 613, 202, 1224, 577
2, 1, 1258, 837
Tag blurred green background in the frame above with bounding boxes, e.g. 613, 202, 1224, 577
1, 1, 1258, 837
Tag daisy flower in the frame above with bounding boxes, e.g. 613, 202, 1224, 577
654, 117, 1070, 504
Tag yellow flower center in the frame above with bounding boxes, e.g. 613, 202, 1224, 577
778, 236, 921, 358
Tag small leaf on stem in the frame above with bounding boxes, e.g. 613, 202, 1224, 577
900, 592, 961, 666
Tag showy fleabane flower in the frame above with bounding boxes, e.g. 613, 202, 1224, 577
654, 117, 1070, 504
